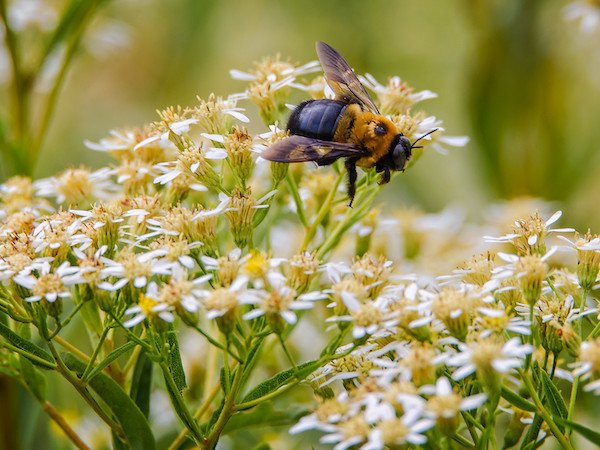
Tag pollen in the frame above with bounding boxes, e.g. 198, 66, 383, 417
574, 230, 600, 290
119, 249, 151, 281
512, 213, 548, 256
432, 288, 476, 341
32, 274, 65, 299
193, 94, 236, 135
314, 398, 349, 422
263, 288, 295, 314
515, 255, 547, 305
428, 392, 462, 418
457, 252, 495, 286
0, 176, 36, 213
203, 288, 238, 316
339, 416, 371, 441
352, 302, 383, 328
288, 252, 319, 292
214, 255, 241, 288
56, 167, 93, 205
224, 126, 255, 183
138, 293, 159, 316
226, 189, 256, 248
377, 77, 419, 115
402, 343, 437, 386
390, 111, 427, 141
352, 254, 392, 297
159, 278, 193, 306
377, 418, 410, 445
245, 250, 269, 280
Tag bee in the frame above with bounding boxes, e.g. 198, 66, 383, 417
261, 41, 436, 206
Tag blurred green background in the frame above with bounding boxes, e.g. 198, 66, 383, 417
3, 0, 600, 227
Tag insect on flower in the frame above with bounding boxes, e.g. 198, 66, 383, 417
261, 42, 437, 206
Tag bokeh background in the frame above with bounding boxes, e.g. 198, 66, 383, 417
2, 0, 600, 449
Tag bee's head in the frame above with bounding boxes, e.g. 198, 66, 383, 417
390, 129, 440, 171
390, 134, 412, 171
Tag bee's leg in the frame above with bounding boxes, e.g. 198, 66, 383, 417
345, 158, 358, 207
378, 167, 391, 185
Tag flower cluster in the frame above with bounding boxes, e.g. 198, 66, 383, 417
1, 47, 597, 450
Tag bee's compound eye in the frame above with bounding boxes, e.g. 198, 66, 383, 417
374, 124, 387, 136
392, 136, 412, 171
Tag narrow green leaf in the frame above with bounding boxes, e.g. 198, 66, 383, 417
241, 359, 320, 403
130, 350, 153, 419
62, 352, 156, 450
19, 355, 47, 401
167, 326, 187, 391
0, 323, 54, 368
84, 341, 136, 381
556, 418, 600, 446
539, 371, 567, 428
223, 402, 306, 435
500, 386, 536, 413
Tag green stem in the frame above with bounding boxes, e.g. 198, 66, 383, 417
450, 433, 475, 449
522, 374, 573, 450
301, 172, 343, 251
81, 326, 110, 381
566, 287, 588, 437
285, 173, 308, 228
278, 334, 297, 369
41, 400, 91, 450
203, 362, 245, 449
192, 324, 242, 363
168, 380, 222, 450
316, 184, 379, 259
49, 300, 86, 339
45, 338, 126, 440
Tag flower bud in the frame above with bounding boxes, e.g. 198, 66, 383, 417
516, 255, 547, 306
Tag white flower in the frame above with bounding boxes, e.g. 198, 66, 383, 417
564, 1, 600, 33
123, 283, 174, 328
241, 272, 327, 325
13, 261, 85, 303
359, 73, 438, 106
98, 250, 172, 291
421, 377, 487, 418
484, 210, 574, 245
447, 337, 533, 381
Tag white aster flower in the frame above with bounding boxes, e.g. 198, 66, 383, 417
13, 261, 84, 303
447, 337, 533, 381
123, 283, 175, 328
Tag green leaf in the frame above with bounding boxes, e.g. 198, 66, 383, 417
130, 350, 153, 419
0, 323, 54, 369
19, 356, 47, 401
62, 352, 156, 450
539, 370, 567, 429
556, 418, 600, 446
501, 386, 536, 412
166, 326, 187, 392
241, 359, 321, 404
223, 401, 307, 435
84, 341, 136, 381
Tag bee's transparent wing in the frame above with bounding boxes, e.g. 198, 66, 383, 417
316, 41, 380, 114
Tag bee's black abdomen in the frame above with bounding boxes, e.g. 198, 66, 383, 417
288, 100, 347, 141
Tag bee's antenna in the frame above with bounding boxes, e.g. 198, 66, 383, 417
410, 128, 439, 149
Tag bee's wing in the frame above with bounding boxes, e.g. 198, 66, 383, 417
261, 135, 369, 166
316, 41, 380, 114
